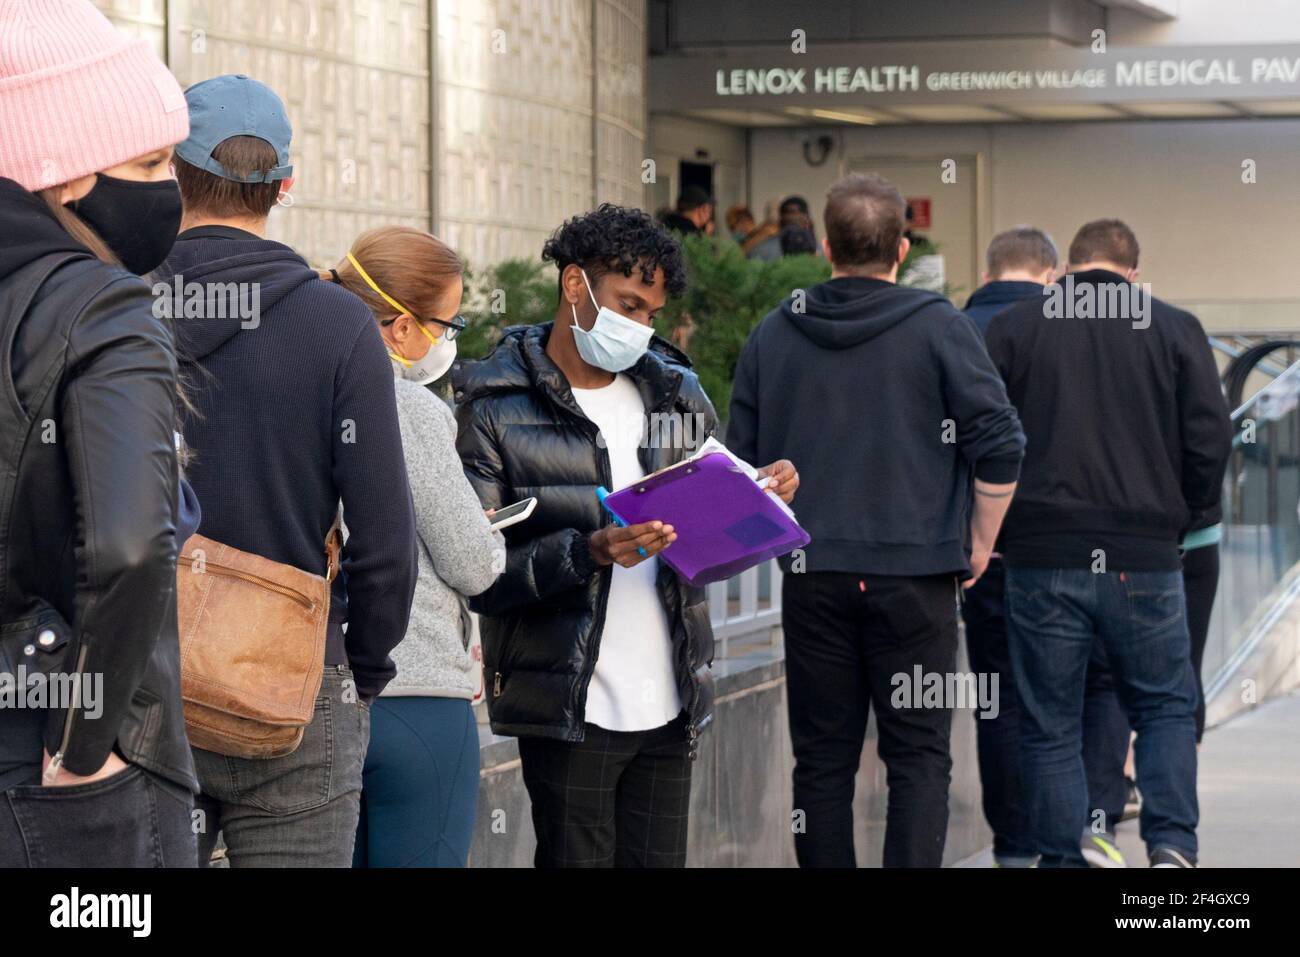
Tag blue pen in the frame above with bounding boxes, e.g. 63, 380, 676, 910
596, 486, 647, 557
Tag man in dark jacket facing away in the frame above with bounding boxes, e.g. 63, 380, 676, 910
960, 225, 1059, 868
161, 75, 417, 867
728, 173, 1026, 867
963, 226, 1059, 334
983, 219, 1232, 868
453, 204, 796, 867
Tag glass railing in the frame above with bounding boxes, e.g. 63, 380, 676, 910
1203, 359, 1300, 688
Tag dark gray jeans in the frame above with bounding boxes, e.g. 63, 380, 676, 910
193, 664, 370, 867
0, 763, 197, 867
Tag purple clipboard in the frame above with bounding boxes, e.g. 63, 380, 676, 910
603, 452, 811, 587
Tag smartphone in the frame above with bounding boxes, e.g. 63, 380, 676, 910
489, 497, 538, 531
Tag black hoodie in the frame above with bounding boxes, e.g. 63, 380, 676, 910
728, 276, 1025, 577
158, 227, 417, 698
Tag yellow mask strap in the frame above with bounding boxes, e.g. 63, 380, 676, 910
415, 318, 442, 346
347, 251, 423, 366
347, 251, 413, 319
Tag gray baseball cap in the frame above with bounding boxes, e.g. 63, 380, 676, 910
176, 74, 293, 183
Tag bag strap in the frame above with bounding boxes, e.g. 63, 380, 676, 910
1, 251, 83, 432
324, 511, 343, 582
0, 251, 86, 610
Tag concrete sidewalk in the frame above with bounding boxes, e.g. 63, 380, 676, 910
957, 689, 1300, 868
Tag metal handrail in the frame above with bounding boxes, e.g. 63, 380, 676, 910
1208, 336, 1288, 379
1231, 356, 1300, 422
1222, 340, 1300, 412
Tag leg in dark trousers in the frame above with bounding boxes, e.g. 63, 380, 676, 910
1083, 641, 1131, 835
864, 575, 958, 867
614, 713, 692, 867
519, 713, 692, 868
784, 571, 958, 868
1005, 566, 1097, 868
1083, 545, 1218, 826
1182, 543, 1219, 742
1096, 571, 1199, 859
960, 557, 1035, 863
783, 571, 871, 867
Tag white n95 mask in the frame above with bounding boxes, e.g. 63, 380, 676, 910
392, 321, 457, 386
571, 269, 653, 373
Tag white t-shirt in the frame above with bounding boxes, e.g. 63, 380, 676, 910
571, 374, 682, 732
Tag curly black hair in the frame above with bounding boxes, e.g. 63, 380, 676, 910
541, 203, 687, 298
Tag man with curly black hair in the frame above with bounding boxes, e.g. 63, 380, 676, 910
453, 204, 797, 867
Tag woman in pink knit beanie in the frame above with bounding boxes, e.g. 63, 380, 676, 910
0, 0, 191, 270
0, 0, 200, 867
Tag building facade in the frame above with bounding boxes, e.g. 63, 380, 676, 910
95, 0, 647, 268
647, 0, 1300, 332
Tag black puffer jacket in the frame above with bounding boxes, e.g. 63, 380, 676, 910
0, 178, 197, 791
452, 323, 718, 746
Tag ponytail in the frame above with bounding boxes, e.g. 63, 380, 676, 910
324, 226, 463, 322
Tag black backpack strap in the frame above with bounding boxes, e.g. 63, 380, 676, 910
0, 251, 84, 432
0, 251, 86, 604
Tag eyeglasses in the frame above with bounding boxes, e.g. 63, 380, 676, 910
426, 314, 467, 341
380, 313, 467, 341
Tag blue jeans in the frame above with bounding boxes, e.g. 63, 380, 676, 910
354, 696, 480, 868
1005, 567, 1199, 867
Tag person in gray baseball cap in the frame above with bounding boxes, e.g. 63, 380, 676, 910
159, 74, 417, 868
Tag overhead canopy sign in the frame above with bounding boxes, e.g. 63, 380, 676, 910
649, 42, 1300, 109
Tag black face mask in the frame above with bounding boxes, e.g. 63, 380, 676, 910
68, 173, 183, 276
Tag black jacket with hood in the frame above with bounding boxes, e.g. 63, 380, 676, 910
452, 323, 718, 745
728, 276, 1025, 578
159, 227, 417, 698
0, 177, 197, 791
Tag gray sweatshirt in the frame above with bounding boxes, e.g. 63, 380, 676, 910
382, 377, 504, 699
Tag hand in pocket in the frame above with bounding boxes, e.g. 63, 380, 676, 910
42, 748, 129, 787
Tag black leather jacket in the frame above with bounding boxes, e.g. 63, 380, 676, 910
0, 179, 197, 792
452, 323, 718, 747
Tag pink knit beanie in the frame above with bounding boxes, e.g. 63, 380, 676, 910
0, 0, 189, 192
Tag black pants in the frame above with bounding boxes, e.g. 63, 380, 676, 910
782, 571, 959, 868
0, 763, 197, 868
1083, 543, 1220, 829
960, 557, 1034, 860
518, 711, 692, 867
1184, 544, 1220, 742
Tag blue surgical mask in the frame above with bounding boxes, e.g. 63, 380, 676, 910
570, 269, 653, 373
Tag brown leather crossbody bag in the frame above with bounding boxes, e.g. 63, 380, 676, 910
176, 523, 342, 759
